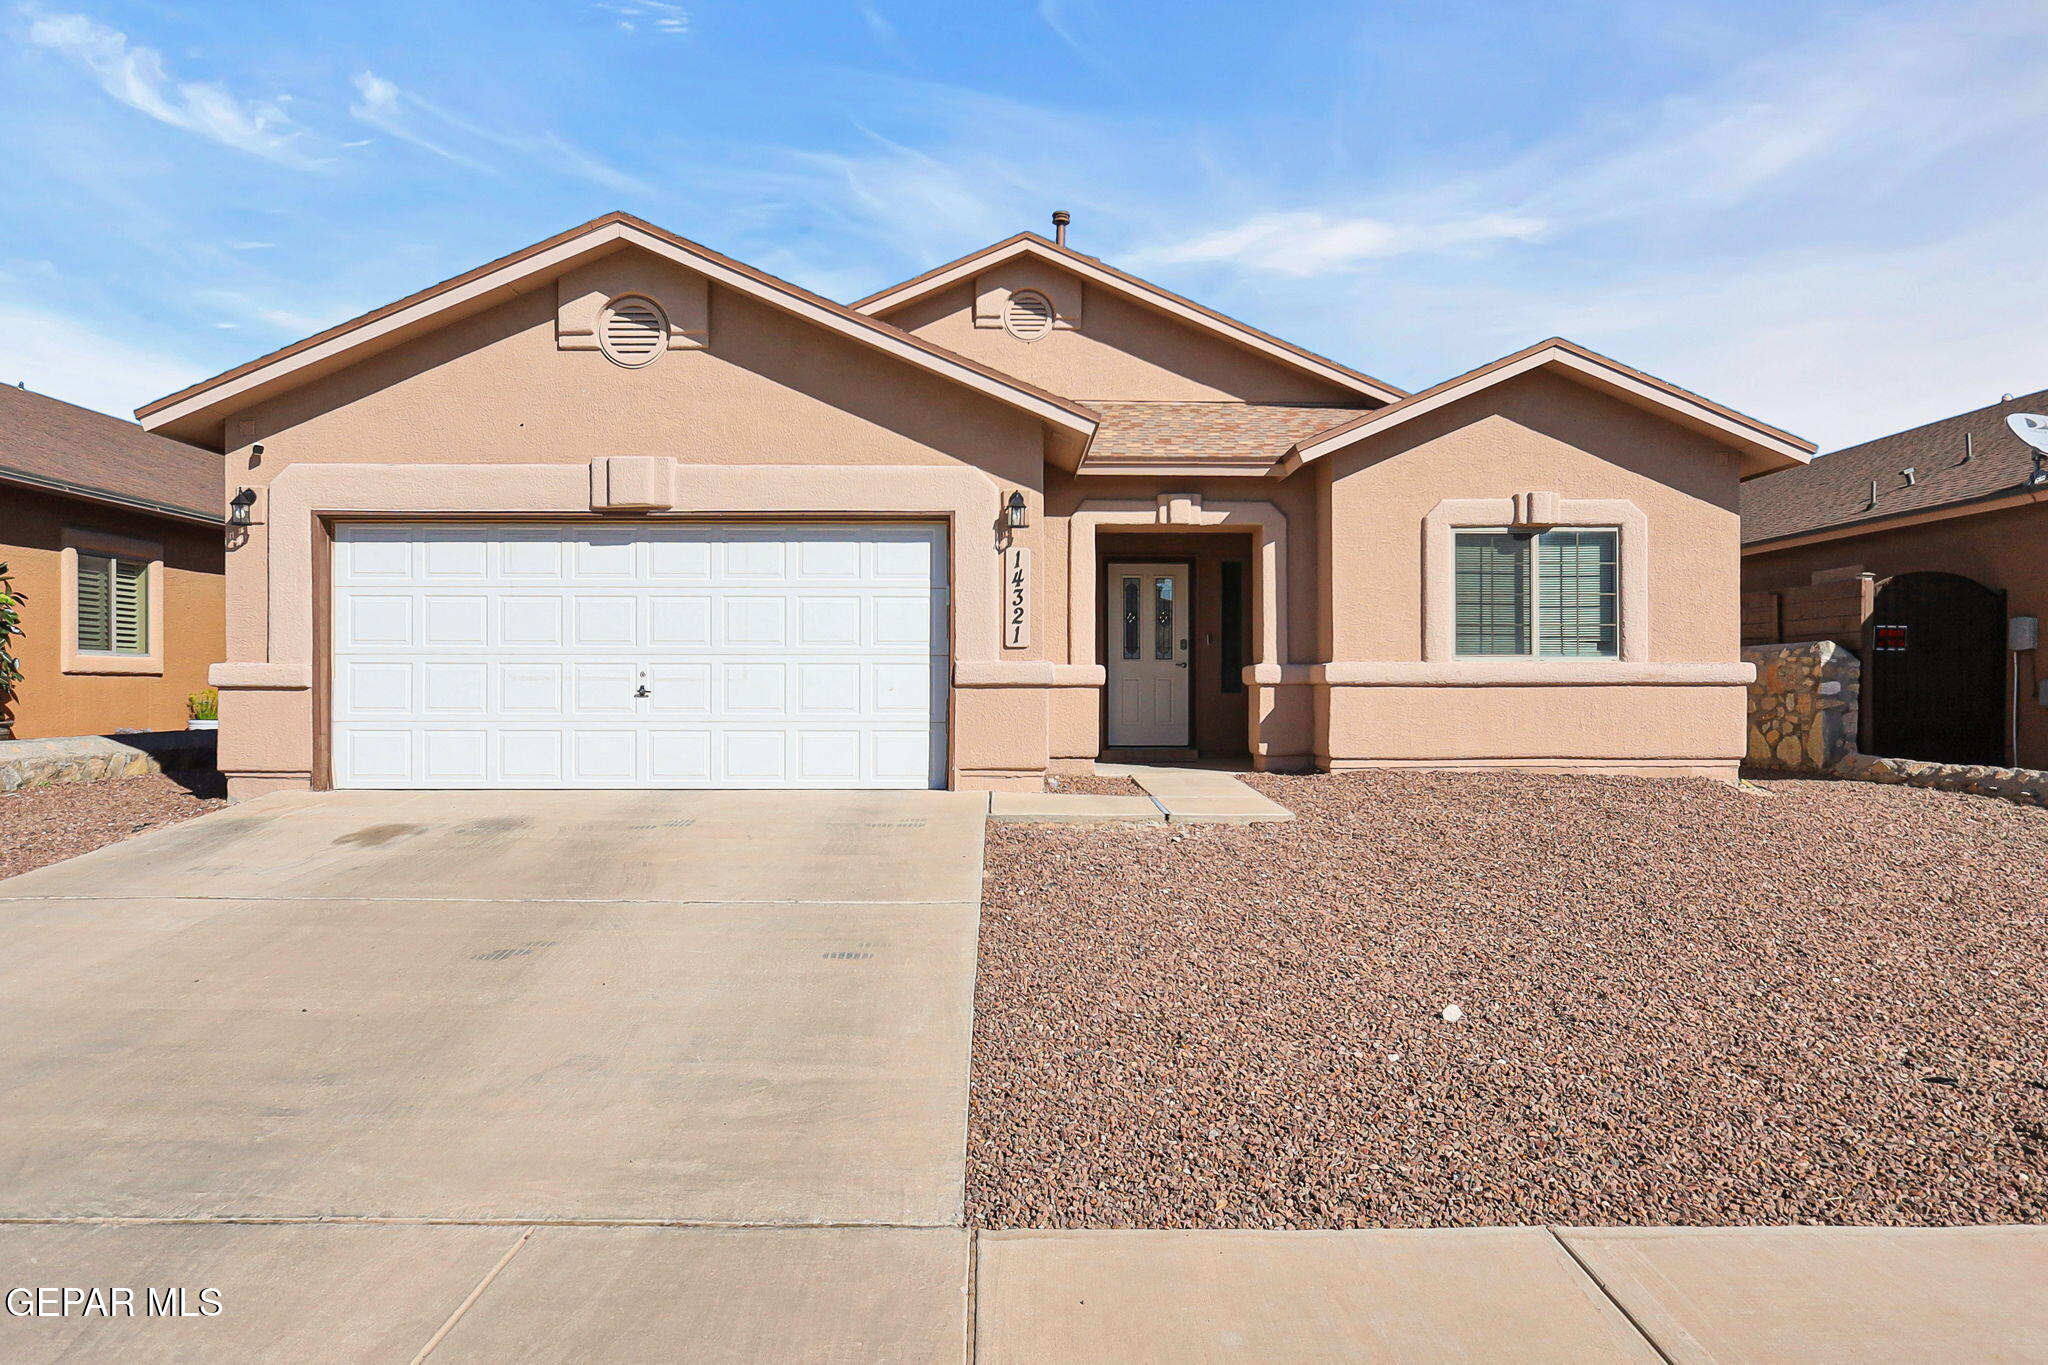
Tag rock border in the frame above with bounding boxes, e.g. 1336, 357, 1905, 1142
1834, 751, 2048, 807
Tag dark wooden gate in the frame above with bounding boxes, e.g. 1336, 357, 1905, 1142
1867, 571, 2007, 765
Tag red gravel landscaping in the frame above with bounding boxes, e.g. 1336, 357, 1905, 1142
969, 771, 2048, 1228
0, 772, 228, 882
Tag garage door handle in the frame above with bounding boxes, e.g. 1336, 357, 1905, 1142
634, 685, 651, 698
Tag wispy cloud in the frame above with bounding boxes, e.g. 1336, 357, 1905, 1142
22, 10, 323, 168
0, 301, 202, 418
1139, 210, 1547, 275
348, 72, 491, 171
857, 2, 904, 57
594, 1, 689, 36
346, 69, 649, 193
1035, 0, 1110, 73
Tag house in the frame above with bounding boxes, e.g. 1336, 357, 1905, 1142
0, 384, 225, 740
1742, 390, 2048, 768
133, 211, 1811, 798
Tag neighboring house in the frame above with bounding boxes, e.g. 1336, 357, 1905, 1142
1742, 390, 2048, 768
0, 384, 225, 740
134, 212, 1811, 798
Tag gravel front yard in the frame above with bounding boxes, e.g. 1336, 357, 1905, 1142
970, 772, 2048, 1228
0, 772, 228, 882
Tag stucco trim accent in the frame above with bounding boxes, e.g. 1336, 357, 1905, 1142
1282, 339, 1813, 478
1313, 661, 1752, 686
138, 214, 1097, 441
955, 661, 1053, 686
210, 662, 311, 689
1067, 500, 1288, 668
59, 528, 165, 677
1421, 496, 1650, 664
1245, 664, 1315, 685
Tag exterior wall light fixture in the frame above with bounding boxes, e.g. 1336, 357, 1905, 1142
229, 487, 257, 527
1005, 491, 1029, 530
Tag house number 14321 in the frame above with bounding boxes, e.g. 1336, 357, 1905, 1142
1004, 546, 1030, 649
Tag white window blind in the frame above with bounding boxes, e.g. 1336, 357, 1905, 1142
77, 553, 149, 655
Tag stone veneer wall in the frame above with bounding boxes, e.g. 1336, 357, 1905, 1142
0, 730, 216, 792
1743, 641, 1859, 773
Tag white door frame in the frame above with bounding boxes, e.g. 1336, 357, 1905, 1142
1104, 561, 1192, 748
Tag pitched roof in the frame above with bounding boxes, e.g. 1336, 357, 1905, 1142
1083, 401, 1374, 473
1742, 388, 2048, 546
138, 212, 1098, 445
852, 232, 1407, 404
1281, 338, 1814, 479
0, 384, 220, 523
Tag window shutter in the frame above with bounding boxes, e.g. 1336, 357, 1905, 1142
76, 553, 113, 653
1537, 530, 1618, 658
1454, 532, 1531, 656
112, 557, 148, 654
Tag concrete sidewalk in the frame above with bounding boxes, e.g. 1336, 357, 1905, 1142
990, 762, 1293, 825
5, 1224, 2043, 1361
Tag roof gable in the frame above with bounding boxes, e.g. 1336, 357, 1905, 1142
854, 233, 1405, 404
139, 213, 1097, 447
1282, 338, 1813, 479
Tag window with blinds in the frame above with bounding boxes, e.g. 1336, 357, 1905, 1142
1454, 532, 1532, 655
77, 553, 149, 655
1537, 529, 1619, 658
1454, 528, 1618, 659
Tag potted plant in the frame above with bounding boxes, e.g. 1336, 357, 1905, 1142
0, 561, 22, 741
187, 687, 219, 731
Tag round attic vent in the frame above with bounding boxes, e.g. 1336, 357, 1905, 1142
1003, 289, 1055, 342
600, 295, 667, 367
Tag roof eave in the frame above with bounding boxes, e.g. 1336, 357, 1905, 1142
0, 463, 221, 525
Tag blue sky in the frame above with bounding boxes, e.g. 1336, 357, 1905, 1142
4, 0, 2046, 448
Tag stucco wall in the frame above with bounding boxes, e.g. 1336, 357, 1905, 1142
0, 485, 224, 740
213, 251, 1056, 795
1316, 370, 1750, 776
1744, 499, 2048, 768
884, 277, 1360, 404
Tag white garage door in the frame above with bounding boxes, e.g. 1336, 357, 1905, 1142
331, 522, 948, 789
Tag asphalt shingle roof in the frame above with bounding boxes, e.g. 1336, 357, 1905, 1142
1085, 402, 1375, 466
1743, 388, 2048, 545
1, 384, 221, 521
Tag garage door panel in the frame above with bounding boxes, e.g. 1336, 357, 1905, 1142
422, 662, 490, 715
647, 595, 713, 647
573, 596, 639, 647
334, 523, 947, 789
500, 664, 564, 714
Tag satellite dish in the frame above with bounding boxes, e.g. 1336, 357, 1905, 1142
2009, 413, 2048, 454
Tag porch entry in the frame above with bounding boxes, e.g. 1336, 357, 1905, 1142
1106, 562, 1190, 747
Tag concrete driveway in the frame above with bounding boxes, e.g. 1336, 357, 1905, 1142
0, 788, 985, 1361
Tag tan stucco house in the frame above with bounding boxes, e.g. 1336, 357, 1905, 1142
135, 212, 1812, 797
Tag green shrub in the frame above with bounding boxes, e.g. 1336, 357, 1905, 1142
188, 687, 219, 721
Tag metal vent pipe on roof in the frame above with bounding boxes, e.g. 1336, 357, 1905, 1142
1052, 209, 1070, 246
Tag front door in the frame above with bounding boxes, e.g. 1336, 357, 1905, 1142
1105, 563, 1190, 747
